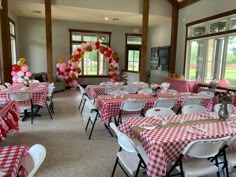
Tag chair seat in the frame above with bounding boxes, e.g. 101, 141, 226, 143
226, 151, 236, 167
117, 150, 146, 176
177, 158, 218, 176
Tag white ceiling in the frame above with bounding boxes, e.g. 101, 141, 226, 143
8, 0, 172, 27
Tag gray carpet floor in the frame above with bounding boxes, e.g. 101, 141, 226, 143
1, 89, 236, 177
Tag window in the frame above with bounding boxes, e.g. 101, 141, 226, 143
9, 19, 17, 64
185, 10, 236, 88
125, 34, 142, 72
69, 29, 111, 76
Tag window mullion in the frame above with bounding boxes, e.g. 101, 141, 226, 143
201, 39, 208, 83
221, 35, 229, 79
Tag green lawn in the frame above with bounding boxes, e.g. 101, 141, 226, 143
189, 69, 236, 79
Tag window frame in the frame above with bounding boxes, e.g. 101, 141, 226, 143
9, 18, 17, 65
69, 29, 112, 77
184, 9, 236, 88
125, 33, 142, 73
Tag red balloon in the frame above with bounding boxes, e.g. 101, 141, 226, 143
108, 58, 112, 63
115, 57, 119, 62
76, 54, 81, 59
77, 48, 81, 52
95, 42, 100, 49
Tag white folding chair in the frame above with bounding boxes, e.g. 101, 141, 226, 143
0, 84, 6, 90
7, 92, 34, 124
153, 98, 177, 109
137, 88, 152, 95
84, 95, 113, 140
45, 85, 55, 118
78, 84, 88, 113
20, 144, 46, 177
118, 100, 146, 124
4, 82, 11, 88
145, 107, 175, 117
214, 103, 234, 113
123, 86, 139, 94
161, 89, 177, 95
105, 86, 121, 94
114, 82, 124, 85
199, 91, 215, 98
181, 98, 203, 107
30, 80, 40, 83
160, 82, 170, 89
133, 81, 147, 85
109, 90, 129, 95
181, 104, 207, 114
166, 136, 231, 177
99, 82, 111, 85
110, 122, 148, 177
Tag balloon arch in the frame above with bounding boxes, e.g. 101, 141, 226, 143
56, 41, 120, 88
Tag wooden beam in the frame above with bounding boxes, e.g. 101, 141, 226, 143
178, 0, 200, 9
168, 0, 174, 6
45, 0, 53, 82
139, 0, 149, 82
1, 0, 12, 83
169, 0, 178, 73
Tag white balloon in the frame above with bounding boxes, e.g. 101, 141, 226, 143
17, 71, 24, 77
56, 63, 61, 68
17, 77, 24, 83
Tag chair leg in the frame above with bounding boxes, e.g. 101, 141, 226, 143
46, 103, 53, 119
88, 116, 97, 140
215, 157, 220, 177
223, 150, 229, 177
81, 100, 86, 113
111, 157, 119, 177
134, 160, 142, 177
104, 124, 114, 137
85, 117, 91, 131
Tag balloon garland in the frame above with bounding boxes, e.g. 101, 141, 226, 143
56, 41, 120, 88
11, 58, 32, 83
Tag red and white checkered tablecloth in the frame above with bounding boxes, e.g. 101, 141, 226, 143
0, 101, 20, 141
85, 84, 147, 99
0, 145, 29, 177
0, 83, 48, 107
95, 93, 213, 124
118, 113, 236, 177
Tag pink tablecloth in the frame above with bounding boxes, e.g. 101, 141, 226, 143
95, 93, 213, 124
0, 83, 48, 107
0, 100, 20, 140
85, 84, 146, 99
118, 113, 236, 177
164, 78, 199, 93
0, 145, 29, 177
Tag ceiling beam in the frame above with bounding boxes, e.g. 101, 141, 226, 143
178, 0, 200, 9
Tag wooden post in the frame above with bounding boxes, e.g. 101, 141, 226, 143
139, 0, 149, 82
1, 0, 12, 83
45, 0, 53, 82
169, 0, 178, 73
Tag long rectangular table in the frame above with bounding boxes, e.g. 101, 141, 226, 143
118, 113, 236, 177
95, 93, 213, 124
0, 145, 29, 177
0, 100, 20, 140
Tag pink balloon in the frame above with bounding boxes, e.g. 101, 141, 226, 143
218, 79, 229, 88
11, 71, 17, 76
60, 67, 65, 72
12, 76, 19, 83
26, 71, 32, 77
21, 65, 29, 72
61, 63, 66, 68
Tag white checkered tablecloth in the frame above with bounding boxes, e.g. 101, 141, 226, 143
0, 83, 49, 107
0, 100, 20, 140
118, 113, 236, 177
95, 93, 213, 124
85, 84, 146, 99
0, 145, 29, 177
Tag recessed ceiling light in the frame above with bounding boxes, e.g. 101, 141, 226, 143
105, 17, 109, 21
112, 18, 119, 21
32, 10, 41, 14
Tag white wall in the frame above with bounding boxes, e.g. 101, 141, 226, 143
176, 0, 236, 74
147, 20, 172, 84
17, 17, 135, 84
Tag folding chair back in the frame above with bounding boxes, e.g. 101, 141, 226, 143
105, 86, 121, 94
183, 136, 230, 158
181, 98, 203, 107
8, 92, 32, 102
0, 85, 6, 90
78, 84, 86, 95
199, 91, 214, 98
4, 82, 11, 88
109, 90, 129, 95
133, 81, 147, 85
181, 105, 207, 114
146, 107, 175, 117
120, 100, 146, 112
153, 98, 177, 109
114, 82, 124, 85
214, 103, 234, 113
123, 86, 139, 94
160, 82, 170, 89
137, 88, 152, 94
228, 135, 236, 146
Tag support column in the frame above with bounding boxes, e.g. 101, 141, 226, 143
1, 0, 12, 83
45, 0, 53, 82
169, 0, 178, 73
139, 0, 149, 82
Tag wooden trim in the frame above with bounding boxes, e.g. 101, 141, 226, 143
69, 29, 112, 35
123, 70, 140, 74
71, 41, 109, 45
69, 30, 72, 54
78, 75, 109, 78
169, 0, 178, 73
1, 0, 12, 83
183, 24, 189, 76
45, 0, 53, 82
187, 29, 236, 41
125, 33, 142, 37
187, 9, 236, 27
9, 18, 17, 64
140, 0, 149, 82
178, 0, 200, 9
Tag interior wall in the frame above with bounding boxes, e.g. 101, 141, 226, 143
147, 20, 172, 84
176, 0, 236, 74
17, 17, 135, 84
